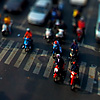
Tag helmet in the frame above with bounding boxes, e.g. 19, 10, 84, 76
26, 28, 30, 32
77, 28, 82, 33
73, 39, 76, 43
56, 54, 60, 58
54, 41, 57, 44
73, 61, 76, 64
80, 16, 84, 21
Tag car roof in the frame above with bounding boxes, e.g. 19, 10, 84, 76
35, 0, 51, 7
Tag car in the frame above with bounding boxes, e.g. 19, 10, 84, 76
27, 0, 52, 25
3, 0, 28, 13
95, 4, 100, 42
69, 0, 88, 6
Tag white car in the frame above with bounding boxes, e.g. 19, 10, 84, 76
95, 4, 100, 42
70, 0, 88, 6
27, 0, 52, 25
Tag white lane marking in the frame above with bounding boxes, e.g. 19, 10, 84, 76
15, 25, 26, 31
43, 56, 54, 78
33, 63, 42, 74
0, 40, 14, 61
4, 43, 21, 65
0, 38, 6, 47
79, 62, 86, 88
85, 65, 97, 93
23, 49, 39, 71
14, 49, 27, 68
41, 50, 48, 56
20, 19, 27, 27
68, 61, 71, 69
97, 71, 100, 96
79, 43, 98, 52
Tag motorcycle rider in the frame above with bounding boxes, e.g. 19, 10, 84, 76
53, 40, 62, 56
71, 61, 79, 75
59, 20, 67, 36
3, 15, 12, 34
54, 54, 64, 68
54, 54, 65, 78
50, 7, 58, 21
69, 61, 79, 85
22, 28, 32, 48
23, 28, 32, 39
73, 6, 82, 19
70, 39, 79, 58
78, 16, 85, 34
72, 6, 82, 33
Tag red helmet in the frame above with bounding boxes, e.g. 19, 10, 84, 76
54, 41, 57, 44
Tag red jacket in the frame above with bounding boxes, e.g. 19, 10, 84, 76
24, 31, 32, 38
78, 20, 85, 29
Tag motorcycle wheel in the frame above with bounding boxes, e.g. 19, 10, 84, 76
71, 84, 75, 90
54, 76, 60, 83
46, 38, 50, 43
25, 47, 29, 52
2, 31, 9, 36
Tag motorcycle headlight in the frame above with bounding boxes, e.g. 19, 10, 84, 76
70, 53, 72, 56
46, 35, 49, 38
25, 44, 27, 45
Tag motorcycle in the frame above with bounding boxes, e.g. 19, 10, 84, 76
55, 28, 64, 44
68, 48, 79, 64
69, 69, 78, 90
52, 46, 62, 58
1, 20, 13, 36
22, 37, 32, 52
76, 28, 83, 42
53, 65, 65, 83
44, 28, 53, 43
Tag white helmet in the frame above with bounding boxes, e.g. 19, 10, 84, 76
56, 54, 60, 58
26, 28, 30, 31
80, 16, 84, 21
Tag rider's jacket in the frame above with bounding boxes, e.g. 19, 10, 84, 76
24, 31, 32, 39
71, 43, 78, 51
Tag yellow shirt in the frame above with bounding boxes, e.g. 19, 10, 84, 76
73, 9, 78, 18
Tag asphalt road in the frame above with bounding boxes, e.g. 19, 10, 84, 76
0, 0, 100, 100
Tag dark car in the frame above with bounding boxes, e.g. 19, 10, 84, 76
3, 0, 28, 13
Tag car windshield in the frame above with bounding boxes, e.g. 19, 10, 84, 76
32, 6, 47, 13
98, 23, 100, 31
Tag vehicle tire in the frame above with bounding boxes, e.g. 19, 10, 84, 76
25, 47, 29, 52
54, 76, 60, 83
71, 84, 75, 90
2, 31, 5, 36
47, 39, 50, 43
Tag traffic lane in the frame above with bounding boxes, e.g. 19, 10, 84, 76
81, 0, 98, 46
0, 64, 99, 100
63, 0, 76, 42
79, 46, 100, 67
